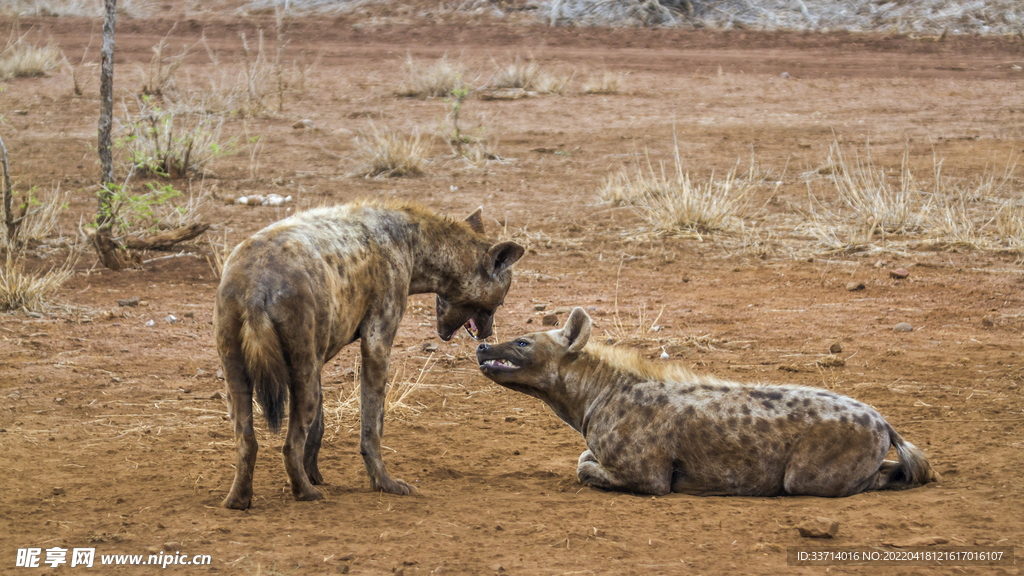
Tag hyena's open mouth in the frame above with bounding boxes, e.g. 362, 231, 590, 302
464, 318, 479, 339
480, 358, 519, 372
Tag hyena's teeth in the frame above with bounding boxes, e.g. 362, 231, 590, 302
484, 359, 516, 368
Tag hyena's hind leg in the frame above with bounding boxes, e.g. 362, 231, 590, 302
280, 313, 324, 502
577, 450, 671, 496
219, 324, 259, 510
302, 374, 325, 485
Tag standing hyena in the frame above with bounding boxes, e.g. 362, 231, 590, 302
477, 308, 939, 497
215, 200, 524, 509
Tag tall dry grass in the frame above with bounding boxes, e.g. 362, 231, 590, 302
600, 134, 753, 237
0, 33, 62, 80
397, 54, 469, 98
0, 248, 76, 313
489, 56, 572, 94
351, 124, 430, 177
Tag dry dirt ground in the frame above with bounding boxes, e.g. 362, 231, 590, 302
1, 7, 1023, 575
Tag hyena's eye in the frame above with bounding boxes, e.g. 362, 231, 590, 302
515, 340, 529, 347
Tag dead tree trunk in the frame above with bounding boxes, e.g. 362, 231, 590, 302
0, 134, 13, 245
93, 0, 125, 271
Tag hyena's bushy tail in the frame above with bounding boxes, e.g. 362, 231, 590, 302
240, 307, 289, 432
887, 423, 941, 487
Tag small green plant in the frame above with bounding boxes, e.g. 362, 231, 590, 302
95, 181, 182, 237
448, 87, 470, 152
116, 94, 232, 178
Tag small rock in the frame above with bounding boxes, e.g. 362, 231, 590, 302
587, 306, 596, 311
183, 311, 194, 318
210, 391, 223, 400
890, 268, 910, 279
533, 304, 547, 311
53, 487, 65, 496
490, 565, 506, 573
54, 397, 65, 404
552, 307, 572, 314
664, 345, 689, 356
780, 71, 792, 79
292, 119, 314, 129
117, 297, 140, 307
162, 542, 179, 552
873, 260, 886, 268
894, 322, 913, 332
164, 314, 178, 324
422, 342, 439, 352
660, 350, 670, 360
542, 313, 558, 326
13, 110, 28, 115
8, 391, 20, 400
526, 318, 533, 324
139, 300, 149, 307
145, 319, 155, 327
981, 316, 994, 327
337, 564, 350, 574
846, 281, 866, 291
829, 342, 842, 354
797, 516, 839, 539
216, 368, 224, 380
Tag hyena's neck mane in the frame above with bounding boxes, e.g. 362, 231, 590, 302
578, 343, 724, 387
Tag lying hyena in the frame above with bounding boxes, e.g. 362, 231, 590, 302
477, 308, 939, 497
215, 200, 524, 509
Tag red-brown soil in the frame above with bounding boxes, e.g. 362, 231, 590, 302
1, 9, 1022, 575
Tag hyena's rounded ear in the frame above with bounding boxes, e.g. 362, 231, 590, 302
486, 241, 525, 276
465, 207, 485, 235
562, 307, 592, 353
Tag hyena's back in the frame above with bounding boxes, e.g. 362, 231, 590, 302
589, 378, 935, 497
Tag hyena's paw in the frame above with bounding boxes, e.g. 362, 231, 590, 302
292, 485, 324, 502
372, 477, 418, 496
578, 449, 599, 466
222, 491, 252, 510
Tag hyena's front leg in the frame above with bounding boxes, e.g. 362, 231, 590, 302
359, 327, 414, 495
577, 450, 671, 496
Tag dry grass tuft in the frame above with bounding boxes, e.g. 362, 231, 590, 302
601, 134, 753, 237
583, 70, 624, 94
138, 28, 192, 97
0, 249, 75, 313
397, 54, 469, 98
4, 185, 71, 248
323, 353, 438, 439
0, 33, 62, 80
825, 141, 926, 234
352, 124, 430, 178
489, 56, 572, 94
995, 199, 1024, 251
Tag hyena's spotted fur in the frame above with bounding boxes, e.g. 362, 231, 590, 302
215, 200, 524, 509
477, 308, 939, 497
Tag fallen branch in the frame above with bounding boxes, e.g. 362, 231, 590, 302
124, 223, 210, 251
